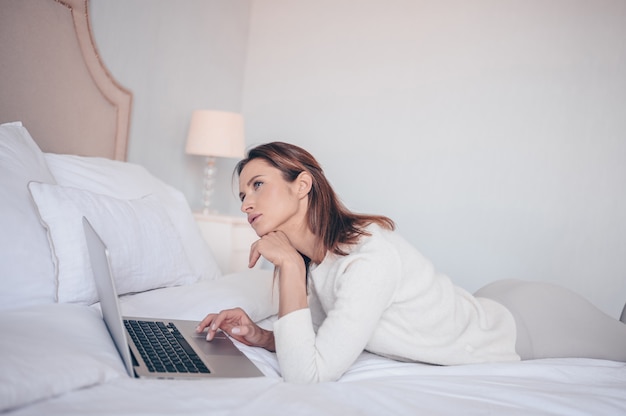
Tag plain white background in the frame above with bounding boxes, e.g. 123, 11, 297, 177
90, 0, 626, 317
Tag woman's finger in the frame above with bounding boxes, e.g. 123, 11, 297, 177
249, 240, 262, 268
195, 313, 217, 333
201, 308, 249, 341
205, 311, 231, 341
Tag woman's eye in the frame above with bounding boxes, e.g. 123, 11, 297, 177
253, 181, 263, 190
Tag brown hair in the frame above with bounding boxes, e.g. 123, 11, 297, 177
235, 142, 394, 257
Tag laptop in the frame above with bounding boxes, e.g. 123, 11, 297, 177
82, 216, 264, 379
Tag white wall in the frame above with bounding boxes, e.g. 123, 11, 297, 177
90, 0, 250, 214
242, 0, 626, 316
90, 0, 626, 317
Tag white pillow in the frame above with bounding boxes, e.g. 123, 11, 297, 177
28, 182, 198, 305
117, 269, 279, 323
0, 122, 57, 311
44, 153, 221, 281
0, 303, 125, 412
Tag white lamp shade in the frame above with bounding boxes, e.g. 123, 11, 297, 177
185, 110, 245, 158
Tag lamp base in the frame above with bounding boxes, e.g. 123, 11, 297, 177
201, 156, 217, 214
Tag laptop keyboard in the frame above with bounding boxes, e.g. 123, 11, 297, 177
124, 320, 211, 374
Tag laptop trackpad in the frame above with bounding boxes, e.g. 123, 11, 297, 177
171, 319, 246, 357
188, 331, 244, 356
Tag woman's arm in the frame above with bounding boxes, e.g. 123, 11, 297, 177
275, 260, 308, 318
249, 231, 309, 317
275, 244, 401, 383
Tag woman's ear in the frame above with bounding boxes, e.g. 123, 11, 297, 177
295, 171, 313, 198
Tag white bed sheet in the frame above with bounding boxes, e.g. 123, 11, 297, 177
7, 356, 626, 416
3, 276, 625, 416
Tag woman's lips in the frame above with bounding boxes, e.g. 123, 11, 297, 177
248, 213, 261, 225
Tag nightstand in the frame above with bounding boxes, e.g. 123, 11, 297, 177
193, 212, 259, 274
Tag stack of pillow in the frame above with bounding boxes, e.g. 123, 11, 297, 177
0, 121, 222, 311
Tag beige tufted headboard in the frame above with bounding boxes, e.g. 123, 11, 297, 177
0, 0, 132, 160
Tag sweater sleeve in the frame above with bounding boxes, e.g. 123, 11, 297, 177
273, 242, 401, 383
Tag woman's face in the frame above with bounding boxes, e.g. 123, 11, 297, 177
239, 158, 304, 236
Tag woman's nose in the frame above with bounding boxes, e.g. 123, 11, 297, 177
240, 197, 252, 213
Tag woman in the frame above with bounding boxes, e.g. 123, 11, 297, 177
196, 142, 626, 383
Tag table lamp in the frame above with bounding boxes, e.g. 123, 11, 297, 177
185, 110, 245, 214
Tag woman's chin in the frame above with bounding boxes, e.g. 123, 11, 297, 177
251, 223, 268, 237
253, 224, 280, 238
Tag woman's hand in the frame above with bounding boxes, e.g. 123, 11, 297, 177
248, 231, 303, 269
196, 307, 275, 352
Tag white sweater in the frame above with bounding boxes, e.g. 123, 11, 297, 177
273, 224, 520, 383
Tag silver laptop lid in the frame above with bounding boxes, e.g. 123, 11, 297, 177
82, 216, 135, 377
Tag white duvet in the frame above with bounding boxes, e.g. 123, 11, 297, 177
2, 272, 625, 416
3, 124, 624, 415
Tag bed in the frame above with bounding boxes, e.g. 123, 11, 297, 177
1, 1, 625, 415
